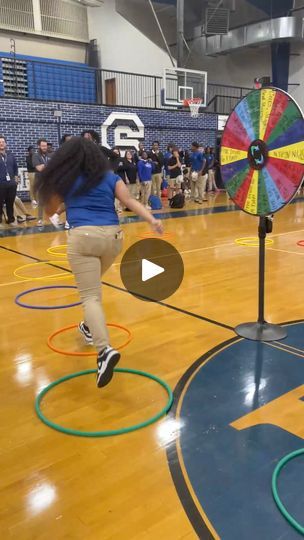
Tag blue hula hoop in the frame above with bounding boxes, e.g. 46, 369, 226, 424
15, 285, 81, 310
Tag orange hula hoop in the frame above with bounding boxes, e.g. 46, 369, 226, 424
47, 323, 132, 357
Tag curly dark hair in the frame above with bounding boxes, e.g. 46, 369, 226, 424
35, 137, 109, 204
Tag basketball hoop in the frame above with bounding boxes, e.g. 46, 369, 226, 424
183, 98, 202, 118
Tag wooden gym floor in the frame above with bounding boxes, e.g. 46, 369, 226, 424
0, 192, 303, 539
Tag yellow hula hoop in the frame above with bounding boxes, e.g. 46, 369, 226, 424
235, 237, 274, 247
47, 244, 67, 257
14, 261, 72, 281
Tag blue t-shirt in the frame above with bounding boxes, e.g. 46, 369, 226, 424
190, 151, 205, 172
64, 171, 121, 228
138, 160, 153, 182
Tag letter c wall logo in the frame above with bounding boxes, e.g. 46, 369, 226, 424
101, 112, 144, 150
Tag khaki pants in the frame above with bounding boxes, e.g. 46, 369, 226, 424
141, 181, 152, 206
190, 174, 208, 202
208, 169, 217, 191
28, 172, 35, 201
128, 183, 138, 199
152, 173, 162, 197
67, 225, 123, 352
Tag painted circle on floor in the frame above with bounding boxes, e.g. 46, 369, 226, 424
220, 88, 304, 216
167, 322, 304, 540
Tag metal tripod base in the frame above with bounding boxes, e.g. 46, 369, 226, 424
235, 322, 287, 342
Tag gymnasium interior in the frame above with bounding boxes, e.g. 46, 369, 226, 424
0, 1, 304, 539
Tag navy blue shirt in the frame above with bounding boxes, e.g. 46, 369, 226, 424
0, 151, 18, 182
64, 171, 121, 228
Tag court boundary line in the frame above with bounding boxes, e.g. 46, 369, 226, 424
0, 196, 303, 239
0, 245, 234, 332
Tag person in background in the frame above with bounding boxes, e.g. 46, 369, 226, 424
14, 196, 35, 223
81, 130, 100, 144
148, 141, 164, 199
137, 151, 153, 209
0, 136, 18, 227
26, 145, 37, 207
184, 149, 191, 168
164, 144, 173, 183
47, 143, 54, 156
123, 150, 138, 201
109, 148, 125, 181
206, 146, 218, 192
60, 134, 73, 145
81, 129, 112, 158
168, 147, 183, 201
109, 147, 125, 214
189, 142, 207, 204
48, 134, 74, 229
35, 137, 163, 389
32, 138, 52, 226
134, 142, 145, 164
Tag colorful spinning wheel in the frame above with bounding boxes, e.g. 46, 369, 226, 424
220, 88, 304, 216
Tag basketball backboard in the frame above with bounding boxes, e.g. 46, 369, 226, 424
162, 67, 207, 108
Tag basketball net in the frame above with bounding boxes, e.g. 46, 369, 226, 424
183, 98, 202, 118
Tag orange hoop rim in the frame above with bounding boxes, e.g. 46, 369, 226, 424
183, 97, 202, 106
47, 323, 132, 357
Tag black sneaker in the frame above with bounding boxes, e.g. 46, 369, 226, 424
78, 321, 93, 345
96, 347, 120, 388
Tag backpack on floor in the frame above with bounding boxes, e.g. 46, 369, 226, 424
149, 195, 162, 210
170, 193, 185, 209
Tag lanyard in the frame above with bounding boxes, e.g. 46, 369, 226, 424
1, 153, 10, 181
40, 153, 48, 165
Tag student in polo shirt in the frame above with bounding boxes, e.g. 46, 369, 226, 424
137, 151, 153, 208
0, 136, 18, 226
190, 142, 207, 204
35, 137, 163, 389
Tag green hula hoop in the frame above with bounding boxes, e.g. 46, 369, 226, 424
35, 367, 173, 437
272, 449, 304, 536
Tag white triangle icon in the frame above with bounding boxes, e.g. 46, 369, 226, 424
142, 258, 165, 282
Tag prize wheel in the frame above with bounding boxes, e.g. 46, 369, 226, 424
220, 88, 304, 216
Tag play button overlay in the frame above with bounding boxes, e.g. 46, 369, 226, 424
120, 239, 184, 302
142, 259, 164, 282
